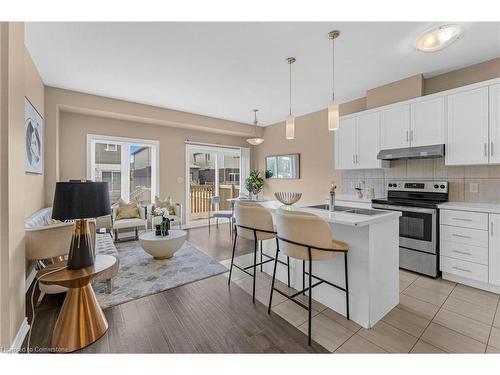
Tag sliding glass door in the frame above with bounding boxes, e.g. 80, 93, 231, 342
88, 135, 159, 205
186, 144, 247, 227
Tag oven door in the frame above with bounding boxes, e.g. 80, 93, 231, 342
372, 204, 437, 253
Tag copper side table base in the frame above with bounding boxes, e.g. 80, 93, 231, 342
51, 284, 108, 353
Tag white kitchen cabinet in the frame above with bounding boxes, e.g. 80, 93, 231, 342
489, 84, 500, 164
446, 87, 489, 166
356, 112, 381, 169
335, 113, 381, 170
489, 214, 500, 287
335, 117, 357, 170
380, 104, 410, 150
410, 96, 446, 147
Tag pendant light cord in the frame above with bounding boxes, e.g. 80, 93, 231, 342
289, 61, 292, 116
332, 37, 335, 102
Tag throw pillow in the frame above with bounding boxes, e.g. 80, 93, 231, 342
115, 199, 141, 220
155, 196, 176, 215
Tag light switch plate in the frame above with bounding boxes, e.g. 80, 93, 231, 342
177, 177, 183, 183
469, 183, 479, 193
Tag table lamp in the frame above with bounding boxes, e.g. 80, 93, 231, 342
52, 180, 111, 269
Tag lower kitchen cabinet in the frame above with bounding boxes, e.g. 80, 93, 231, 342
439, 208, 500, 293
489, 213, 500, 286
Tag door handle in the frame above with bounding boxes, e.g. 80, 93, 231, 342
406, 131, 409, 142
452, 250, 472, 256
410, 130, 414, 142
352, 154, 355, 164
356, 154, 359, 164
452, 218, 472, 222
491, 142, 494, 157
452, 266, 471, 273
484, 143, 488, 157
452, 234, 472, 239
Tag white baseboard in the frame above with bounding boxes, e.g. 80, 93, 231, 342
7, 317, 30, 353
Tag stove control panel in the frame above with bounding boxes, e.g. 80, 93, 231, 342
387, 181, 448, 193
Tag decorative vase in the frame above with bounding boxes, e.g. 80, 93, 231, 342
155, 224, 161, 236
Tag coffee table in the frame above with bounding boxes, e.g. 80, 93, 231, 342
139, 230, 187, 259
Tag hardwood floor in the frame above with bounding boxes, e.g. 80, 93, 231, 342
187, 223, 254, 261
24, 225, 325, 353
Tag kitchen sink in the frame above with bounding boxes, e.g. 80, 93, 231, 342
305, 205, 386, 216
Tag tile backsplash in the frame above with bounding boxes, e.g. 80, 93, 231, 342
340, 159, 500, 203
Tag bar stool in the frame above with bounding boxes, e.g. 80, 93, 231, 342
269, 208, 349, 346
228, 201, 290, 303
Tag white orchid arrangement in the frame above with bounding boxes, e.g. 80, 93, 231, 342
153, 207, 169, 218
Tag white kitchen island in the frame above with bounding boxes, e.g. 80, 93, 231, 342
257, 201, 401, 329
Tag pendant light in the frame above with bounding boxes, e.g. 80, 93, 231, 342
285, 57, 296, 140
246, 109, 264, 146
327, 30, 340, 131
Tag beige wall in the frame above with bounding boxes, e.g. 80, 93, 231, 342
0, 22, 26, 349
254, 58, 500, 204
24, 48, 45, 217
44, 87, 261, 207
58, 111, 251, 215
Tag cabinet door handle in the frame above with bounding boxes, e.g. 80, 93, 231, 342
452, 266, 471, 273
352, 154, 355, 164
491, 142, 494, 157
406, 131, 409, 142
484, 143, 488, 157
452, 217, 472, 222
452, 250, 472, 256
452, 233, 472, 239
492, 221, 494, 237
356, 154, 359, 164
410, 130, 414, 142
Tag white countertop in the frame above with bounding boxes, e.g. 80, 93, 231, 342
258, 200, 401, 227
438, 202, 500, 214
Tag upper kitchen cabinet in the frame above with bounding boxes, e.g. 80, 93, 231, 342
335, 112, 382, 170
335, 117, 357, 170
446, 86, 489, 166
410, 96, 446, 147
490, 84, 500, 164
380, 105, 410, 150
357, 112, 381, 169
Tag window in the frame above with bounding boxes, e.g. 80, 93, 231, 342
87, 135, 159, 205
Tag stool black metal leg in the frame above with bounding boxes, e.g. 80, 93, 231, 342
308, 248, 313, 346
252, 230, 258, 303
268, 245, 279, 314
287, 256, 290, 288
260, 240, 263, 272
228, 228, 238, 286
302, 260, 305, 295
344, 251, 350, 320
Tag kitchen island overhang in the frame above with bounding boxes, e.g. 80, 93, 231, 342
256, 201, 401, 329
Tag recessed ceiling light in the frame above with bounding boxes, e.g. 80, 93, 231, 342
415, 24, 463, 52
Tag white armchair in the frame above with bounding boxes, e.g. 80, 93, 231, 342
112, 204, 148, 241
151, 203, 183, 229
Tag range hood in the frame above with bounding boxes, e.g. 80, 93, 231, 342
377, 144, 445, 161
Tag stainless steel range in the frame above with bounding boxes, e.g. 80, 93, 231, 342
372, 181, 449, 278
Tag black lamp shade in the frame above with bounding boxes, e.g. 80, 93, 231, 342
52, 181, 111, 221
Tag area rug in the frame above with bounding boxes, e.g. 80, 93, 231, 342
93, 238, 228, 309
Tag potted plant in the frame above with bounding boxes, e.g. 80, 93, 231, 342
245, 170, 264, 200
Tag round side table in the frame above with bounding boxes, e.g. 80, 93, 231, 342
38, 254, 117, 352
139, 230, 187, 259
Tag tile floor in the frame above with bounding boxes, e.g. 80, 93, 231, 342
220, 255, 500, 353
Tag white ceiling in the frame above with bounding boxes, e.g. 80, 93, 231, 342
25, 22, 500, 126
